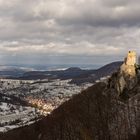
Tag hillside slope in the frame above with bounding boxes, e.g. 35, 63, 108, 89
70, 61, 123, 84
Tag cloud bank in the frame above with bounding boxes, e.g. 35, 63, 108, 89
0, 0, 140, 65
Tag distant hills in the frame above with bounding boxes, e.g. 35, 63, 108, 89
0, 66, 33, 78
0, 61, 122, 85
16, 61, 122, 84
70, 61, 123, 84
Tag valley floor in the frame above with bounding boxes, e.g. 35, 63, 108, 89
0, 78, 92, 132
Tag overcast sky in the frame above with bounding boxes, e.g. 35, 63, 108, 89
0, 0, 140, 66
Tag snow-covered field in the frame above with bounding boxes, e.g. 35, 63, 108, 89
0, 78, 92, 132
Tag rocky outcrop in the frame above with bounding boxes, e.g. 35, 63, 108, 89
109, 51, 137, 95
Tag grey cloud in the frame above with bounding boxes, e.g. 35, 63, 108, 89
0, 0, 140, 65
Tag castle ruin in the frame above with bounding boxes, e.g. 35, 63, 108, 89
121, 51, 136, 77
108, 51, 138, 95
117, 51, 137, 94
125, 51, 136, 66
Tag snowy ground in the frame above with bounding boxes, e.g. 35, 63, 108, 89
0, 78, 93, 132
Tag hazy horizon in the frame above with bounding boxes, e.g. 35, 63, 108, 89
0, 63, 104, 70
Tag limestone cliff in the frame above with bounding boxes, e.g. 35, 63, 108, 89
109, 51, 137, 95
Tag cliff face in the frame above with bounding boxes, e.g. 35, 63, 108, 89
1, 52, 140, 140
109, 51, 137, 95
